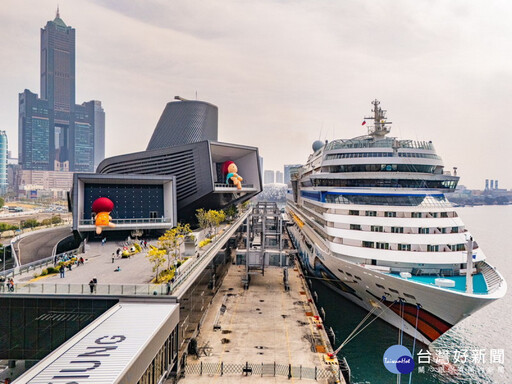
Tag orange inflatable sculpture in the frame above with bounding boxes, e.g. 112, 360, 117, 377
92, 197, 116, 234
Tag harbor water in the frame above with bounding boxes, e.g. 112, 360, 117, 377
313, 205, 511, 384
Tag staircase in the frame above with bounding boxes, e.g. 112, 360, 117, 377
476, 261, 504, 294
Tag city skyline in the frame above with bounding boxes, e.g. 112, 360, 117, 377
17, 9, 104, 173
1, 1, 512, 188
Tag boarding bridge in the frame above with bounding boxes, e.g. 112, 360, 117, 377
239, 202, 290, 289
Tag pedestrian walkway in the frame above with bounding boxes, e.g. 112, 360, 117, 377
16, 240, 155, 285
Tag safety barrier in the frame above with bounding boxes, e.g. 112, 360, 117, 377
185, 361, 342, 381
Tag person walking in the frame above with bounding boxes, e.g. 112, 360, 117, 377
7, 278, 14, 292
92, 277, 98, 293
112, 253, 115, 263
166, 280, 171, 295
89, 279, 94, 294
59, 265, 65, 278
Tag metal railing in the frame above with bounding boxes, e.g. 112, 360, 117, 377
3, 282, 170, 296
79, 217, 172, 225
2, 246, 83, 279
214, 183, 254, 189
2, 210, 251, 296
184, 361, 342, 381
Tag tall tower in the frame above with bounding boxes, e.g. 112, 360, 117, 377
19, 9, 104, 173
40, 7, 76, 112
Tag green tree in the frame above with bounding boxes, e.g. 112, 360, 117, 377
224, 204, 238, 220
196, 208, 208, 231
207, 210, 226, 236
158, 223, 192, 269
146, 248, 167, 282
51, 215, 62, 224
0, 197, 4, 209
22, 219, 39, 229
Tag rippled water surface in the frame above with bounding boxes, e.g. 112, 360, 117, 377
313, 205, 511, 384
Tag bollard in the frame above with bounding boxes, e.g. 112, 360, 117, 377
288, 364, 292, 379
200, 361, 203, 375
221, 361, 224, 376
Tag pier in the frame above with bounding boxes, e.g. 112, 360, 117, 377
0, 204, 348, 383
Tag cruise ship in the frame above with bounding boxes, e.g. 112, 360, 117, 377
286, 100, 507, 345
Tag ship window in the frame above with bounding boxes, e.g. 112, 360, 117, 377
404, 293, 416, 300
349, 210, 359, 216
391, 227, 404, 233
362, 241, 375, 248
411, 212, 422, 218
365, 210, 377, 216
350, 224, 362, 230
389, 288, 399, 294
429, 212, 438, 218
346, 272, 353, 277
441, 212, 448, 218
376, 284, 385, 289
371, 225, 384, 232
427, 245, 439, 252
419, 227, 430, 234
398, 244, 411, 251
450, 244, 465, 251
338, 269, 345, 274
355, 276, 362, 281
385, 211, 397, 217
376, 242, 389, 250
451, 226, 459, 233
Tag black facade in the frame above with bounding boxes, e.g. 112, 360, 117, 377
97, 141, 262, 222
146, 100, 218, 150
0, 296, 117, 360
18, 11, 105, 172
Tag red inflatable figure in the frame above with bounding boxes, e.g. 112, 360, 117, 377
92, 197, 116, 234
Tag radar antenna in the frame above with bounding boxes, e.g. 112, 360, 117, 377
363, 99, 392, 138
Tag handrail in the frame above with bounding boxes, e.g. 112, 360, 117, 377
79, 218, 172, 225
214, 183, 254, 188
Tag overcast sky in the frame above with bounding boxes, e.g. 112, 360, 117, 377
1, 0, 511, 189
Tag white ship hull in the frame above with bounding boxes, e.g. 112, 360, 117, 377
287, 211, 507, 345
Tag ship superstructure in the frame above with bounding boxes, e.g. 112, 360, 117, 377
287, 100, 507, 344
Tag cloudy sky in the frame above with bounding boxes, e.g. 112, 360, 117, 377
1, 0, 511, 189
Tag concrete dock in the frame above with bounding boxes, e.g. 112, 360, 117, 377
179, 263, 345, 383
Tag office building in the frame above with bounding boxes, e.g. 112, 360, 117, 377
18, 10, 105, 173
276, 170, 283, 184
264, 170, 275, 184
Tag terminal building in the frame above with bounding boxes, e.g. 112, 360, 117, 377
70, 97, 262, 234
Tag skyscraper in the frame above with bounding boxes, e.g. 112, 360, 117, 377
264, 170, 275, 184
275, 170, 283, 184
18, 9, 105, 173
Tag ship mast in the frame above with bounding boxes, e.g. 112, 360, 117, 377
364, 99, 392, 138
